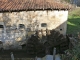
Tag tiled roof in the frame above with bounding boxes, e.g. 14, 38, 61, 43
0, 0, 71, 12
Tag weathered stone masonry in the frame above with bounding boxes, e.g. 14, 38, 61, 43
0, 10, 68, 35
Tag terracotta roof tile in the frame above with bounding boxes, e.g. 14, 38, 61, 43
0, 0, 71, 12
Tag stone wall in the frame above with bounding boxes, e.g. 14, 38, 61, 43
0, 10, 68, 35
0, 10, 68, 49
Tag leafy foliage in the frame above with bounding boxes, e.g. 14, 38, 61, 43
61, 0, 71, 3
67, 8, 80, 35
65, 7, 80, 60
68, 42, 80, 60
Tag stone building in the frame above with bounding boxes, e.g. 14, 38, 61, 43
0, 0, 70, 49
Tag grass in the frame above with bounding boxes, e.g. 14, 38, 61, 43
66, 8, 80, 60
67, 7, 80, 35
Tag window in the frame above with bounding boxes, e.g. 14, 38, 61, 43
60, 29, 62, 31
0, 25, 4, 28
19, 24, 25, 28
41, 23, 47, 27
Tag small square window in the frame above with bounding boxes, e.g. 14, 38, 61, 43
41, 23, 47, 27
19, 24, 25, 28
0, 25, 4, 28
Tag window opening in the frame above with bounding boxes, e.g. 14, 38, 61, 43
41, 23, 47, 27
19, 24, 25, 28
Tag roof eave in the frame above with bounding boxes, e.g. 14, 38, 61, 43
0, 8, 70, 13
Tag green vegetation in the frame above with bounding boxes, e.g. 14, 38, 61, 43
65, 7, 80, 60
71, 43, 80, 60
67, 8, 80, 35
61, 0, 70, 2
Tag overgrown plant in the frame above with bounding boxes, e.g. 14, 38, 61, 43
70, 42, 80, 60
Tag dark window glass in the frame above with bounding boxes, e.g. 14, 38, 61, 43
41, 23, 47, 27
60, 29, 62, 31
19, 24, 25, 28
0, 25, 4, 28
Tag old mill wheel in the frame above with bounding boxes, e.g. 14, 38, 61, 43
26, 35, 45, 57
26, 29, 70, 57
40, 29, 70, 54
